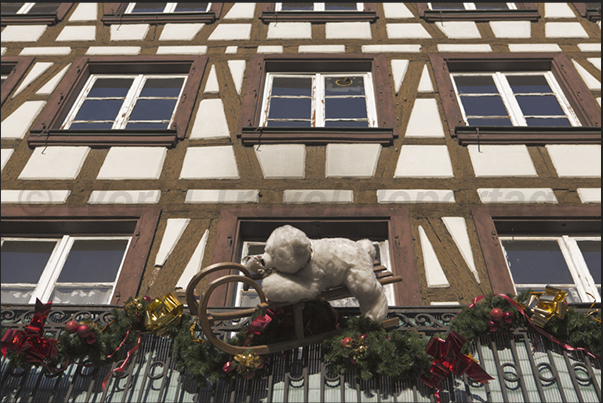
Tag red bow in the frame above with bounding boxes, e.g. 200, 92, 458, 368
1, 299, 58, 365
420, 331, 493, 389
248, 307, 293, 336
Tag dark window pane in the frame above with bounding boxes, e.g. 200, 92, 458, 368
1, 3, 24, 14
502, 240, 575, 285
174, 3, 209, 12
266, 120, 312, 127
454, 76, 498, 94
460, 96, 508, 116
467, 118, 513, 126
474, 3, 510, 9
131, 3, 167, 13
325, 3, 358, 11
139, 78, 184, 97
1, 240, 56, 284
74, 99, 123, 121
28, 3, 61, 14
125, 122, 170, 129
507, 75, 552, 94
325, 98, 367, 119
129, 99, 177, 121
57, 240, 128, 283
325, 76, 365, 96
525, 118, 571, 127
516, 95, 565, 116
281, 3, 314, 11
430, 3, 464, 10
88, 78, 133, 98
271, 77, 312, 97
578, 241, 601, 284
68, 122, 115, 130
268, 98, 312, 119
325, 120, 369, 127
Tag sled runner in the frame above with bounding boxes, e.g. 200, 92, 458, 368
186, 261, 403, 355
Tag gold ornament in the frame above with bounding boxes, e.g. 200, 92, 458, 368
144, 292, 183, 336
234, 352, 263, 373
527, 286, 568, 328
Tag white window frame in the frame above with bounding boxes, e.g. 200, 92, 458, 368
275, 3, 364, 12
9, 3, 36, 14
61, 74, 187, 130
1, 236, 131, 305
125, 2, 211, 14
450, 71, 581, 127
500, 235, 601, 303
259, 72, 378, 128
234, 240, 395, 308
428, 3, 517, 11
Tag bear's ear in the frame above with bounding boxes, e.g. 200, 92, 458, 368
290, 235, 311, 262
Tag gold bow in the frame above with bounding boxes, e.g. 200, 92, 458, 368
234, 352, 263, 373
144, 292, 183, 336
527, 286, 568, 328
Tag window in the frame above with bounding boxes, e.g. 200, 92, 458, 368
260, 73, 377, 128
417, 2, 539, 22
203, 206, 420, 307
259, 2, 378, 23
1, 56, 35, 105
28, 55, 208, 148
62, 74, 187, 130
430, 53, 601, 145
102, 2, 222, 24
2, 236, 130, 304
500, 235, 600, 303
0, 2, 72, 25
573, 3, 601, 21
1, 206, 160, 305
471, 205, 601, 302
237, 54, 396, 145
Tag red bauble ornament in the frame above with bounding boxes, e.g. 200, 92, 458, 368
77, 324, 91, 338
223, 361, 235, 373
86, 333, 97, 344
341, 337, 352, 348
65, 320, 79, 334
143, 296, 152, 303
243, 371, 256, 380
490, 308, 504, 322
487, 320, 498, 332
360, 334, 367, 340
503, 311, 514, 324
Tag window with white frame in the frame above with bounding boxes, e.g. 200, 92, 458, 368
125, 2, 211, 14
428, 3, 517, 10
1, 236, 131, 305
451, 72, 580, 127
500, 235, 601, 303
61, 74, 187, 130
259, 73, 377, 128
233, 240, 395, 308
0, 2, 62, 14
275, 3, 363, 12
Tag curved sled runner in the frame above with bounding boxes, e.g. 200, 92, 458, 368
186, 261, 402, 356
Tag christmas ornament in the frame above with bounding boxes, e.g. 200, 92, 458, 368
526, 286, 568, 328
341, 337, 352, 347
503, 311, 514, 324
65, 320, 79, 334
490, 308, 504, 322
77, 324, 91, 338
487, 320, 498, 332
145, 292, 183, 336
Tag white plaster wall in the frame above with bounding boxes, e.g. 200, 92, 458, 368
391, 60, 409, 94
544, 3, 576, 18
382, 3, 414, 18
208, 24, 252, 40
572, 60, 601, 90
490, 21, 531, 38
362, 44, 421, 53
110, 24, 149, 41
386, 23, 431, 39
160, 24, 203, 41
418, 226, 450, 288
508, 44, 562, 52
189, 99, 230, 139
154, 219, 191, 266
283, 190, 354, 204
37, 64, 70, 95
203, 66, 220, 93
1, 190, 70, 204
394, 145, 454, 178
478, 188, 558, 204
578, 43, 601, 52
377, 189, 455, 204
267, 22, 312, 39
325, 144, 381, 178
20, 47, 72, 56
405, 99, 445, 138
56, 26, 96, 41
1, 25, 47, 42
18, 147, 90, 180
225, 46, 238, 54
97, 147, 167, 180
437, 44, 492, 52
86, 47, 141, 55
227, 60, 246, 95
257, 46, 284, 53
1, 149, 14, 172
417, 65, 434, 93
224, 3, 256, 19
1, 101, 46, 140
435, 21, 481, 39
577, 188, 601, 203
468, 145, 538, 177
156, 46, 207, 55
546, 145, 601, 177
325, 22, 372, 39
69, 3, 97, 21
255, 144, 306, 179
545, 22, 589, 38
185, 190, 260, 203
180, 146, 239, 179
175, 230, 209, 291
299, 45, 345, 53
441, 217, 479, 283
13, 62, 53, 97
88, 190, 161, 204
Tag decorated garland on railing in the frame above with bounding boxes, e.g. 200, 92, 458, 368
1, 289, 600, 390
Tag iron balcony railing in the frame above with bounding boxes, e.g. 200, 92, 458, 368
1, 304, 600, 403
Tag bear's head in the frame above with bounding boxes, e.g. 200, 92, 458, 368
261, 225, 312, 274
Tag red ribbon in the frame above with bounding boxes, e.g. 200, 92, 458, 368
420, 331, 493, 389
102, 331, 141, 391
248, 307, 293, 336
469, 294, 599, 360
1, 299, 58, 367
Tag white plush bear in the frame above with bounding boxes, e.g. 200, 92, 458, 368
244, 225, 388, 324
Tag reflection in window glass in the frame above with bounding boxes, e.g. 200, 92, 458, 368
0, 3, 25, 14
430, 3, 465, 10
577, 241, 601, 284
174, 3, 209, 12
271, 77, 312, 97
28, 2, 61, 14
281, 3, 314, 11
325, 3, 358, 11
57, 239, 128, 283
131, 2, 167, 13
1, 240, 56, 284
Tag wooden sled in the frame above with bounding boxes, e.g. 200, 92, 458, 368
186, 261, 403, 356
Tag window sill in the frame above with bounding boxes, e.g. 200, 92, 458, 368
239, 127, 395, 146
421, 9, 540, 22
259, 11, 378, 23
28, 129, 179, 148
454, 126, 601, 146
101, 12, 218, 25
